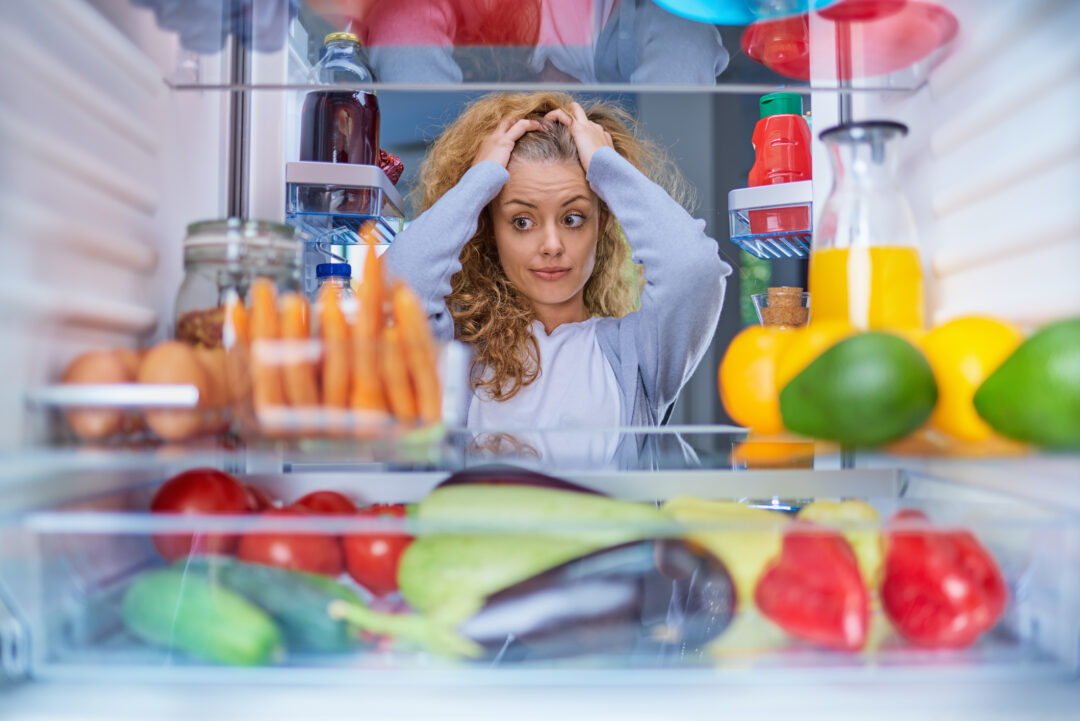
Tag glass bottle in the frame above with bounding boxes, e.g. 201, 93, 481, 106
809, 121, 924, 330
299, 32, 380, 167
174, 219, 301, 349
315, 262, 355, 300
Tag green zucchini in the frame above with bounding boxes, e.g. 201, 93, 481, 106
121, 569, 284, 666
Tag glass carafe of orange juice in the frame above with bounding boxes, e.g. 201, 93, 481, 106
810, 121, 924, 330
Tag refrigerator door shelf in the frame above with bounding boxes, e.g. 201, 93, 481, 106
728, 181, 813, 259
285, 162, 406, 246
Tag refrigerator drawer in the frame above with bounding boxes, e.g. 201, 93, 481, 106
1, 462, 1077, 686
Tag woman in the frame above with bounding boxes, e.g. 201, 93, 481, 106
385, 92, 730, 450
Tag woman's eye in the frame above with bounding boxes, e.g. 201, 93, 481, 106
564, 213, 586, 228
512, 217, 534, 230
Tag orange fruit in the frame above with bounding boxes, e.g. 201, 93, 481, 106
718, 326, 794, 433
774, 320, 856, 391
921, 316, 1024, 442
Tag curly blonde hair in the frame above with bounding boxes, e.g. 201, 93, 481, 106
412, 92, 693, 401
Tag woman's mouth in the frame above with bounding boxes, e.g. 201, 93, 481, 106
531, 267, 571, 281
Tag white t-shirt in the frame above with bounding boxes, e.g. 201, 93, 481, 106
466, 317, 622, 468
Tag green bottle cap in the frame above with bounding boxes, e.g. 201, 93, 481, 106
759, 93, 804, 118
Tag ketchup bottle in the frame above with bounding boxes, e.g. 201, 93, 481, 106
748, 92, 812, 235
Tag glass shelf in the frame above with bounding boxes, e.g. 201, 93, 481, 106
148, 0, 953, 94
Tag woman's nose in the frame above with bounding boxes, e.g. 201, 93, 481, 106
539, 225, 564, 256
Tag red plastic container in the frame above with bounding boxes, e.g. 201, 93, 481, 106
747, 92, 812, 235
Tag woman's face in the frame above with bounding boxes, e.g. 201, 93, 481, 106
490, 159, 601, 328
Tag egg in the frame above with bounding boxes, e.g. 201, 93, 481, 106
110, 348, 147, 435
112, 348, 141, 378
61, 350, 134, 440
137, 340, 210, 441
195, 347, 231, 434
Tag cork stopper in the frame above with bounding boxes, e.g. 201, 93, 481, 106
761, 286, 809, 327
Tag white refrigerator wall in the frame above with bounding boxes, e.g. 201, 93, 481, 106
812, 0, 1080, 329
0, 0, 229, 448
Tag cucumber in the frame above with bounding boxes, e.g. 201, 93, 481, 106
181, 556, 362, 653
121, 569, 284, 666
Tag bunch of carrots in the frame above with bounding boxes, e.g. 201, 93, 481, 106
222, 240, 441, 435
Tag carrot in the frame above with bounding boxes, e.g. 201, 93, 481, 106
379, 324, 417, 424
351, 241, 387, 412
279, 291, 320, 407
359, 232, 383, 335
222, 289, 252, 405
223, 289, 249, 347
249, 277, 285, 411
391, 281, 441, 424
318, 283, 351, 408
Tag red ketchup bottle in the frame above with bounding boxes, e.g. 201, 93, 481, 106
747, 92, 812, 235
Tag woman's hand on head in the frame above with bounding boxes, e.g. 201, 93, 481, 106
544, 102, 614, 174
472, 116, 543, 169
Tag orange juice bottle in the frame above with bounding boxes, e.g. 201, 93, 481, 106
811, 121, 924, 330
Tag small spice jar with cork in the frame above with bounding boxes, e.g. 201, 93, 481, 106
754, 286, 810, 328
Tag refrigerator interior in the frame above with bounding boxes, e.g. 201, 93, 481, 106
1, 0, 1080, 718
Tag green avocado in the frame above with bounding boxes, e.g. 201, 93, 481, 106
974, 317, 1080, 449
779, 331, 937, 446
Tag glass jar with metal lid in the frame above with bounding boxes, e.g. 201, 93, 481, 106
174, 219, 301, 349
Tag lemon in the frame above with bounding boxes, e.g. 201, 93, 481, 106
922, 316, 1024, 442
718, 326, 794, 433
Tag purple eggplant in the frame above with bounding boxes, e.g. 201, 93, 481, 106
456, 539, 736, 662
436, 464, 605, 496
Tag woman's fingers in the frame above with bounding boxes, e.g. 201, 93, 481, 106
544, 108, 574, 127
544, 102, 614, 174
570, 102, 590, 124
472, 116, 542, 168
507, 118, 542, 141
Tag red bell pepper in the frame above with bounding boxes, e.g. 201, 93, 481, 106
882, 510, 1007, 648
754, 523, 869, 652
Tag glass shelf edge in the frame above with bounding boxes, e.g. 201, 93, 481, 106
165, 81, 924, 95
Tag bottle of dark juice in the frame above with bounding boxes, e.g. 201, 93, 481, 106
299, 32, 380, 215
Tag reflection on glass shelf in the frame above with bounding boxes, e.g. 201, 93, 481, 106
148, 0, 947, 92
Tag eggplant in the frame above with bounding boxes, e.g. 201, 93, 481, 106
332, 539, 737, 663
457, 539, 736, 662
436, 464, 604, 496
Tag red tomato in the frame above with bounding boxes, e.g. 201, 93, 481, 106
237, 507, 344, 576
343, 503, 413, 597
290, 490, 357, 515
150, 467, 251, 561
245, 484, 279, 511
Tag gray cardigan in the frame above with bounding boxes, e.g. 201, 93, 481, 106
384, 146, 732, 427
